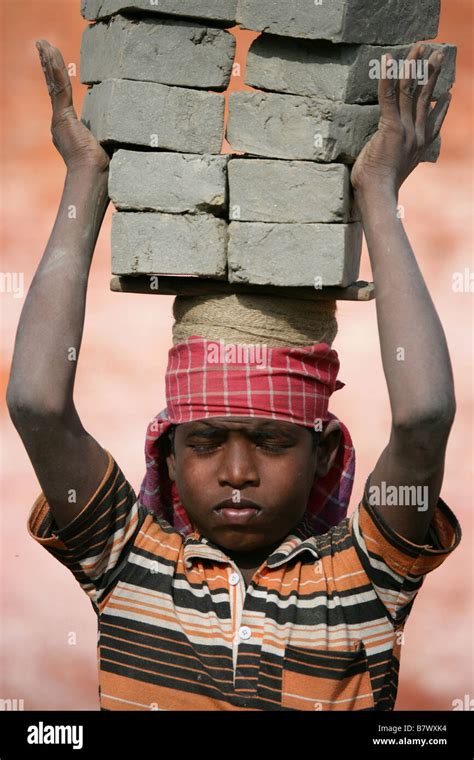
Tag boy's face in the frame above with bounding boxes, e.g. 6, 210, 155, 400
166, 417, 341, 553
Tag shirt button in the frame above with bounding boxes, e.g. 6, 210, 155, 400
229, 572, 240, 586
238, 626, 251, 640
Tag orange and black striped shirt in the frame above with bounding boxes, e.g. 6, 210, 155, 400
28, 448, 461, 711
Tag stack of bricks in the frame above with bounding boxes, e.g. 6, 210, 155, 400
80, 0, 456, 295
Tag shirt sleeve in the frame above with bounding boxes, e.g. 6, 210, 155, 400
350, 475, 462, 628
27, 448, 148, 612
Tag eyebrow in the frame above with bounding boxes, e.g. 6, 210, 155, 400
185, 424, 296, 441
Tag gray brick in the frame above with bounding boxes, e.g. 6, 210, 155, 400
228, 159, 358, 223
227, 91, 378, 162
246, 38, 457, 104
111, 212, 228, 277
109, 150, 229, 213
236, 0, 440, 43
228, 222, 362, 287
81, 79, 225, 154
227, 91, 440, 162
80, 15, 235, 90
81, 0, 237, 24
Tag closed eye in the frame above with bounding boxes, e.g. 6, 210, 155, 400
189, 443, 291, 456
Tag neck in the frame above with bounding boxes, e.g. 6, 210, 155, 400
224, 541, 281, 571
221, 540, 285, 589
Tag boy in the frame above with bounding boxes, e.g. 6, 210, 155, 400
7, 39, 461, 710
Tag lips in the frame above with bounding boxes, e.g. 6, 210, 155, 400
214, 507, 261, 525
213, 498, 262, 526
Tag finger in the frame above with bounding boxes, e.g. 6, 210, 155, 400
426, 91, 452, 143
48, 45, 75, 114
36, 40, 74, 116
378, 53, 400, 125
36, 40, 56, 97
414, 50, 445, 144
398, 41, 426, 130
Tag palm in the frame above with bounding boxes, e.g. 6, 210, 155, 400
36, 39, 110, 173
350, 45, 451, 197
351, 123, 406, 194
51, 107, 110, 172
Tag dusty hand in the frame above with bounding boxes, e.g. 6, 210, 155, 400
36, 39, 110, 173
351, 41, 452, 198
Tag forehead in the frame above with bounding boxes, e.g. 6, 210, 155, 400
179, 417, 303, 435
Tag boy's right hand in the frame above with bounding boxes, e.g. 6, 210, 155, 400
36, 39, 110, 174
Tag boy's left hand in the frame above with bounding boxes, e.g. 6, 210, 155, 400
351, 41, 452, 198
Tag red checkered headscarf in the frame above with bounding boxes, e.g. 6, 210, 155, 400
139, 335, 355, 535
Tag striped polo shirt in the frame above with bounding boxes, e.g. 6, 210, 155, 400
28, 448, 461, 711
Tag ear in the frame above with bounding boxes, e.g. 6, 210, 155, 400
166, 452, 176, 482
314, 420, 342, 478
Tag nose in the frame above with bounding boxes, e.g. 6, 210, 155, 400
217, 436, 260, 490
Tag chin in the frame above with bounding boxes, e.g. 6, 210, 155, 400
209, 526, 274, 553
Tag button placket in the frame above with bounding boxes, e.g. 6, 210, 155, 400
227, 564, 246, 685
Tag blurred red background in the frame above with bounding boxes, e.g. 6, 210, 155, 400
1, 0, 472, 710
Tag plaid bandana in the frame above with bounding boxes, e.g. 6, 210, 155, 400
139, 335, 355, 535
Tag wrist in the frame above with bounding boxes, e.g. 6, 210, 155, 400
66, 163, 109, 185
65, 165, 110, 204
354, 184, 399, 216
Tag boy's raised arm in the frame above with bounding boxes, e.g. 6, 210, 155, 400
6, 40, 112, 528
351, 43, 456, 544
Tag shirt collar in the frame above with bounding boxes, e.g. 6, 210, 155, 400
183, 512, 319, 570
